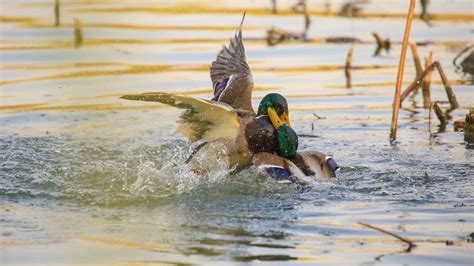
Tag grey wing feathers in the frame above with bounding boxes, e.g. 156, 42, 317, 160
210, 16, 252, 91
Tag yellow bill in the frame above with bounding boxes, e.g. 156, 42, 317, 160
267, 107, 284, 129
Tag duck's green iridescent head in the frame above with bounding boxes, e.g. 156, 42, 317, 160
257, 93, 290, 128
257, 93, 297, 159
276, 125, 298, 159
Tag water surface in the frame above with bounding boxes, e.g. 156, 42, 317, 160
1, 0, 473, 264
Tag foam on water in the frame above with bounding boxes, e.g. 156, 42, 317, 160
0, 133, 302, 206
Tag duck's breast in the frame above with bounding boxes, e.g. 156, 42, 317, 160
245, 116, 277, 154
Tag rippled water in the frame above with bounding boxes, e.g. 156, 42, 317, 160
1, 0, 473, 264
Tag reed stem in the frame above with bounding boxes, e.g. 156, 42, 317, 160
435, 61, 459, 111
54, 0, 60, 27
421, 52, 433, 108
74, 18, 83, 48
390, 0, 417, 141
345, 45, 354, 89
410, 41, 422, 77
433, 101, 447, 131
400, 61, 436, 103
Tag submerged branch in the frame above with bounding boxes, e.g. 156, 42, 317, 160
358, 222, 416, 252
297, 134, 320, 138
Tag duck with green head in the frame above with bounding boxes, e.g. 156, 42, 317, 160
120, 91, 338, 184
245, 93, 297, 159
120, 13, 338, 184
250, 94, 339, 184
120, 92, 296, 173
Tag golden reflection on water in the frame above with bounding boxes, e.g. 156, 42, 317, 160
1, 0, 473, 264
0, 62, 400, 86
71, 5, 474, 22
76, 236, 172, 253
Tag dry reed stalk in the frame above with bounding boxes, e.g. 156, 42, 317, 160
435, 61, 459, 111
433, 101, 447, 126
74, 18, 83, 48
400, 59, 459, 114
345, 45, 354, 88
291, 0, 311, 40
266, 27, 300, 46
400, 61, 436, 103
303, 0, 311, 39
54, 0, 60, 27
420, 0, 430, 22
428, 102, 432, 133
372, 32, 391, 56
272, 0, 277, 14
410, 41, 422, 77
359, 222, 416, 252
390, 0, 417, 141
407, 41, 422, 100
421, 52, 433, 108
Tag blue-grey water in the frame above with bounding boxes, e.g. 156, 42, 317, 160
1, 0, 473, 264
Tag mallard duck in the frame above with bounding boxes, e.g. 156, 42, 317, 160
121, 14, 339, 183
253, 151, 339, 185
121, 92, 339, 183
120, 92, 296, 172
209, 14, 339, 183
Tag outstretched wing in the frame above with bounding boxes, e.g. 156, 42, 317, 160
120, 92, 241, 143
210, 13, 253, 99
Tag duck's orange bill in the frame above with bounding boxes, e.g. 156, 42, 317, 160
280, 112, 290, 127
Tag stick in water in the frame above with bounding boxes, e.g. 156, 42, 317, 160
345, 45, 354, 89
359, 222, 416, 252
54, 0, 60, 27
400, 61, 436, 103
410, 41, 422, 77
390, 0, 416, 141
435, 61, 459, 111
428, 101, 432, 134
433, 101, 447, 132
422, 52, 434, 108
74, 18, 83, 48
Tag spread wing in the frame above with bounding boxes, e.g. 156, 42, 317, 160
210, 13, 253, 98
120, 92, 241, 143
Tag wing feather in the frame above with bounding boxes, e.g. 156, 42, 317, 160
120, 92, 241, 143
210, 14, 252, 93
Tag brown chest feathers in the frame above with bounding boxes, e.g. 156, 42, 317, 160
244, 116, 278, 154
